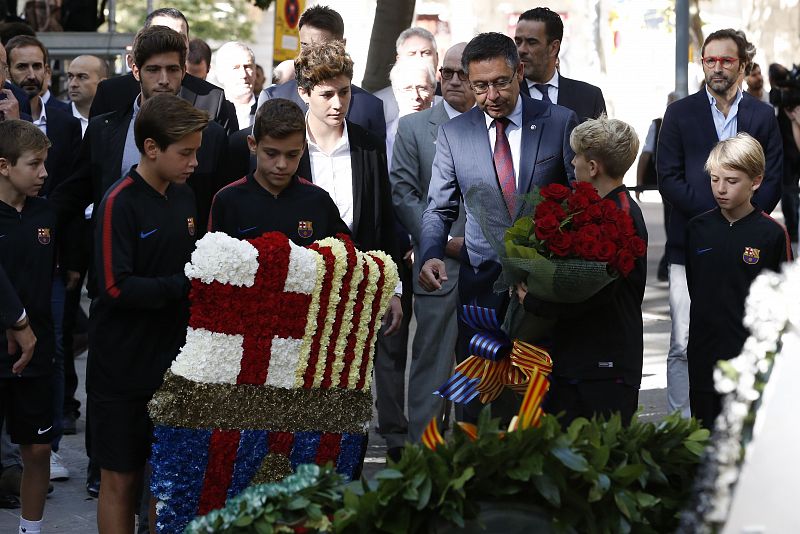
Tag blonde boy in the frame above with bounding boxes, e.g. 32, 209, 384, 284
686, 133, 791, 428
517, 117, 648, 426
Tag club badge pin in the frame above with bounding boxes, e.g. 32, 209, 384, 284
187, 217, 196, 237
743, 247, 760, 265
298, 220, 313, 239
37, 228, 51, 245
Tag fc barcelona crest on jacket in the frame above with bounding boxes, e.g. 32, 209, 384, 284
187, 217, 196, 237
37, 228, 51, 245
743, 247, 760, 265
298, 220, 313, 239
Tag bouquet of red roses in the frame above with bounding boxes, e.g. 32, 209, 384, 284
504, 181, 646, 295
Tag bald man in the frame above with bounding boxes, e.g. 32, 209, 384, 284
67, 55, 108, 136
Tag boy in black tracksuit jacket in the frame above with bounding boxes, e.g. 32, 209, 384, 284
516, 117, 647, 427
686, 133, 791, 429
88, 95, 209, 528
0, 120, 55, 534
209, 98, 350, 244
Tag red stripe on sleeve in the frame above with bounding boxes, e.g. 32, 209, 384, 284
101, 177, 134, 299
617, 191, 631, 213
208, 176, 247, 231
760, 212, 793, 261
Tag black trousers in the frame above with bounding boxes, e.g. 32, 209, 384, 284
543, 377, 639, 428
689, 389, 722, 430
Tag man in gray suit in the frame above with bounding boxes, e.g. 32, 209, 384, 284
390, 43, 474, 443
419, 33, 578, 422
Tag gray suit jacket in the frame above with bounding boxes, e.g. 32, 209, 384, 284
390, 102, 465, 295
420, 94, 578, 269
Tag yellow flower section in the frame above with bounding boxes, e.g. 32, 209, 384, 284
346, 253, 381, 388
329, 248, 365, 389
310, 238, 349, 389
293, 249, 326, 388
360, 251, 400, 390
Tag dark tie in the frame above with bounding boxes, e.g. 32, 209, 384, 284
493, 117, 516, 215
533, 83, 552, 104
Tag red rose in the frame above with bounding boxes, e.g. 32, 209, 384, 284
547, 231, 573, 256
535, 200, 567, 221
615, 249, 636, 276
567, 193, 591, 212
616, 216, 636, 238
534, 214, 561, 240
600, 222, 620, 241
573, 181, 601, 201
578, 224, 601, 240
596, 240, 617, 262
571, 210, 591, 227
540, 183, 571, 202
586, 203, 603, 222
628, 236, 647, 257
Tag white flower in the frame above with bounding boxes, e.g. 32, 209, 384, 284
284, 242, 321, 295
185, 232, 259, 287
171, 328, 243, 384
266, 337, 304, 388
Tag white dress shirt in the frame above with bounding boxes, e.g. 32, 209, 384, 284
71, 102, 89, 136
306, 121, 354, 230
527, 71, 560, 104
234, 95, 256, 129
32, 96, 47, 135
484, 96, 523, 187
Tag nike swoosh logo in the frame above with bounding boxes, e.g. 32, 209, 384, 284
140, 229, 158, 239
696, 247, 713, 255
37, 426, 52, 435
238, 226, 257, 234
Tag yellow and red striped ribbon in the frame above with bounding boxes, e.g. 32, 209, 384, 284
516, 371, 550, 430
450, 340, 552, 404
421, 417, 445, 450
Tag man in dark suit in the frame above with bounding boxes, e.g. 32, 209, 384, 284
390, 42, 473, 442
89, 7, 238, 134
657, 28, 782, 419
514, 7, 605, 122
420, 33, 578, 422
5, 35, 81, 194
255, 5, 386, 140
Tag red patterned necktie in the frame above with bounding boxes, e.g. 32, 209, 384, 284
493, 117, 516, 215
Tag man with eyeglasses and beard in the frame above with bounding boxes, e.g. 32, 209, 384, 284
657, 28, 782, 421
419, 33, 577, 423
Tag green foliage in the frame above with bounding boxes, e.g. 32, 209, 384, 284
108, 0, 258, 42
190, 412, 709, 533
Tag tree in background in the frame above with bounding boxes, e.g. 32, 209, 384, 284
361, 0, 415, 92
109, 0, 254, 41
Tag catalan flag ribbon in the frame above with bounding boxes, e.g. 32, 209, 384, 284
421, 418, 445, 450
435, 304, 553, 405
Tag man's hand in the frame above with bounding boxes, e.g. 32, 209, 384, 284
419, 258, 447, 291
8, 323, 37, 375
444, 237, 464, 260
0, 89, 21, 121
403, 248, 414, 268
65, 270, 82, 291
515, 281, 528, 304
382, 295, 403, 336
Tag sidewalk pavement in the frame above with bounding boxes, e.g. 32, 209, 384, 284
0, 200, 674, 533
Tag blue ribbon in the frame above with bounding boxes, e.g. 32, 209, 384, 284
461, 304, 511, 362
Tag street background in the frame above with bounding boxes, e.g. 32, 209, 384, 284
0, 198, 699, 532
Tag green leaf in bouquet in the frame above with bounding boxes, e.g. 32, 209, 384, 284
551, 445, 589, 473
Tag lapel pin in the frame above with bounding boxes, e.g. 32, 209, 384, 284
530, 124, 536, 130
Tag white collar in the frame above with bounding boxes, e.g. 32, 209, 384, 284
306, 116, 349, 155
483, 95, 523, 130
527, 70, 560, 90
705, 86, 743, 109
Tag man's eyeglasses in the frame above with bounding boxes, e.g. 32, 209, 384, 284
439, 67, 468, 81
470, 78, 515, 95
701, 56, 739, 69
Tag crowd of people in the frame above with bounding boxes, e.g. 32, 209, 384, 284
0, 4, 795, 533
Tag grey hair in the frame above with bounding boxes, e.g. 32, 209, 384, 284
395, 26, 437, 53
215, 41, 255, 66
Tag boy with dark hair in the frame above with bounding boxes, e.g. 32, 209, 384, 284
686, 133, 791, 429
516, 116, 648, 427
89, 94, 208, 533
0, 119, 53, 534
209, 98, 349, 244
